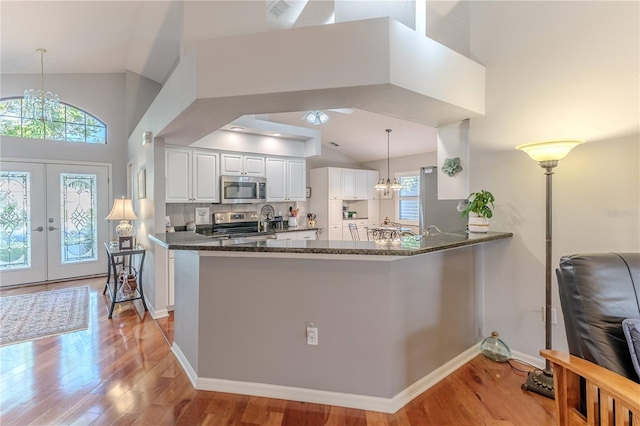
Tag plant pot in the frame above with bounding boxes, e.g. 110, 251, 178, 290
468, 215, 489, 233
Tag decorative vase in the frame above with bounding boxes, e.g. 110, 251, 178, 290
468, 214, 489, 233
308, 220, 316, 227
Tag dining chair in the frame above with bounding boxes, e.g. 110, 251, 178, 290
348, 223, 360, 241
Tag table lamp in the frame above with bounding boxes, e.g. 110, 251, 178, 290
105, 197, 137, 238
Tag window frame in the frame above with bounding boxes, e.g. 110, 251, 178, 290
0, 96, 107, 144
394, 170, 420, 226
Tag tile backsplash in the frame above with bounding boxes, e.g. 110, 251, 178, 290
165, 201, 308, 227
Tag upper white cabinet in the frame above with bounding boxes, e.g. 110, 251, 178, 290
367, 170, 380, 200
265, 157, 306, 202
221, 153, 265, 177
342, 169, 355, 199
166, 147, 219, 203
328, 167, 342, 200
166, 148, 191, 203
343, 169, 369, 200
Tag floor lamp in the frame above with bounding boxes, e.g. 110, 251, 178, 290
516, 139, 584, 399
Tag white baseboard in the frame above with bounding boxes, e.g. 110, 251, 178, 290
172, 343, 198, 388
510, 349, 545, 370
144, 296, 168, 319
388, 343, 481, 412
171, 342, 480, 414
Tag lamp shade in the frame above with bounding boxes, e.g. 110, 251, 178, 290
516, 139, 584, 162
105, 197, 137, 221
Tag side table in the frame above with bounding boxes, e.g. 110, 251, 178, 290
103, 242, 148, 319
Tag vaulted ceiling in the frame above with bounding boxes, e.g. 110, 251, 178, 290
0, 1, 455, 162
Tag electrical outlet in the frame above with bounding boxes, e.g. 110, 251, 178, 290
306, 322, 318, 345
541, 306, 558, 324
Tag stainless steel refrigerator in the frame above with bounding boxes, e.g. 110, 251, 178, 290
419, 166, 466, 232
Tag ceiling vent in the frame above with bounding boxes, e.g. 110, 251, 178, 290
267, 0, 291, 18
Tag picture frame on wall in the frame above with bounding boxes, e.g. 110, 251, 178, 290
380, 188, 393, 199
118, 236, 134, 251
138, 169, 146, 199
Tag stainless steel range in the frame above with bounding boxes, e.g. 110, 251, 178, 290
210, 211, 275, 240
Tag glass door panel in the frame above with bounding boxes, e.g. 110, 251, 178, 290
0, 162, 46, 286
60, 173, 99, 264
47, 164, 108, 281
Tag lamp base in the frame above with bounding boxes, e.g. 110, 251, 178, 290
116, 220, 133, 237
522, 369, 555, 399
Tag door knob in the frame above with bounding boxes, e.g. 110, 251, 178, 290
32, 226, 44, 232
48, 226, 59, 231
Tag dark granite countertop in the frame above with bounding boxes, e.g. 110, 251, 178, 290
149, 231, 512, 256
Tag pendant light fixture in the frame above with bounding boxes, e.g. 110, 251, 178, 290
24, 48, 60, 122
375, 129, 402, 192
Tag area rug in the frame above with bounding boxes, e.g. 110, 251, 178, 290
0, 286, 90, 347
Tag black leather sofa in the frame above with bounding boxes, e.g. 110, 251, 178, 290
556, 252, 640, 383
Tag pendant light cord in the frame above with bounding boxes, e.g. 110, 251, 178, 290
386, 129, 392, 183
40, 49, 45, 93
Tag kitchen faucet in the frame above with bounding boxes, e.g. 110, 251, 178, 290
416, 224, 442, 240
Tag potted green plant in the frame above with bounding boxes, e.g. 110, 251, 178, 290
461, 190, 495, 233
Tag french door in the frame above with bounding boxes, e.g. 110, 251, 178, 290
0, 161, 110, 287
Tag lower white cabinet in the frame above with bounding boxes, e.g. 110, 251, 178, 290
342, 219, 368, 241
275, 230, 317, 240
298, 230, 317, 240
168, 249, 175, 308
328, 225, 343, 241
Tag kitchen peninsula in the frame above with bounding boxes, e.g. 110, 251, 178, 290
149, 231, 512, 413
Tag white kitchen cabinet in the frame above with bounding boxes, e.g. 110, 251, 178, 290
220, 153, 265, 176
168, 250, 175, 308
286, 159, 306, 201
328, 226, 343, 241
166, 147, 219, 203
298, 230, 317, 240
355, 170, 369, 199
329, 200, 343, 227
343, 169, 372, 200
311, 168, 379, 241
343, 219, 368, 241
328, 167, 342, 200
193, 150, 219, 202
276, 232, 294, 240
275, 230, 317, 240
342, 169, 355, 199
367, 170, 380, 200
165, 148, 191, 203
265, 157, 306, 202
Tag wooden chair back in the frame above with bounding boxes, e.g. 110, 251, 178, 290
541, 350, 640, 426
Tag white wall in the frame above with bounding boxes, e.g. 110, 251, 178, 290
306, 145, 364, 181
0, 73, 128, 199
125, 70, 161, 139
468, 1, 640, 358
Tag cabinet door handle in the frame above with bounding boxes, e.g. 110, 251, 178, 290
32, 226, 44, 232
48, 226, 59, 231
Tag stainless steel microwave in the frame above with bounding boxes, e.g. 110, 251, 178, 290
220, 175, 267, 204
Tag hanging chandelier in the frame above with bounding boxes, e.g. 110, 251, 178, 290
24, 48, 60, 122
374, 129, 402, 192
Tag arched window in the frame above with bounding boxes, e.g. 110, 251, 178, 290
0, 97, 107, 144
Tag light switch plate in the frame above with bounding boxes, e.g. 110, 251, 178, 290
195, 208, 210, 224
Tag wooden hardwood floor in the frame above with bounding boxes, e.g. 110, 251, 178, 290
0, 277, 556, 425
